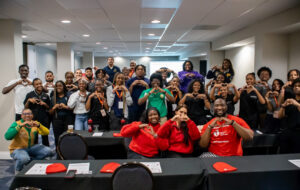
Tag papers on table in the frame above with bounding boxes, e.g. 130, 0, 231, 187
92, 132, 103, 137
67, 163, 92, 174
140, 162, 162, 173
289, 159, 300, 168
25, 163, 52, 175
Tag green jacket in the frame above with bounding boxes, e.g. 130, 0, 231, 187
4, 119, 49, 154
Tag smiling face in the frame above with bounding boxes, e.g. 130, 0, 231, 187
192, 81, 201, 93
65, 73, 74, 84
75, 69, 82, 79
56, 82, 64, 94
223, 60, 230, 70
148, 109, 160, 125
171, 77, 180, 87
45, 72, 54, 82
107, 57, 114, 67
289, 71, 299, 82
33, 79, 43, 93
246, 74, 255, 85
135, 65, 145, 77
78, 80, 87, 91
21, 109, 33, 121
184, 62, 192, 71
175, 107, 188, 117
216, 74, 225, 84
214, 98, 227, 117
151, 78, 160, 88
259, 70, 270, 82
115, 73, 125, 85
19, 66, 29, 79
95, 80, 104, 92
272, 80, 281, 91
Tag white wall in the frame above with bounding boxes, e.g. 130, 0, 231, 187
256, 34, 288, 82
36, 46, 57, 82
289, 31, 300, 71
225, 44, 255, 89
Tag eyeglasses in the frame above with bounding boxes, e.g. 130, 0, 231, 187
22, 113, 32, 116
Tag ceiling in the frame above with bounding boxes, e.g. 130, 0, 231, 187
0, 0, 299, 57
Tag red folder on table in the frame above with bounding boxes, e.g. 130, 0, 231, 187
213, 162, 237, 173
113, 133, 122, 137
100, 162, 121, 173
46, 163, 67, 174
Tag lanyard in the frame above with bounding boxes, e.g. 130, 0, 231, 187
113, 85, 123, 99
129, 70, 134, 77
170, 90, 178, 100
274, 96, 279, 108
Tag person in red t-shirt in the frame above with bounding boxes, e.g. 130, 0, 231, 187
199, 98, 254, 156
121, 107, 168, 158
157, 104, 201, 157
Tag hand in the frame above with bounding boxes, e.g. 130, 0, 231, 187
185, 93, 194, 98
212, 66, 218, 70
112, 85, 120, 93
247, 85, 255, 92
157, 87, 166, 93
29, 98, 38, 104
139, 123, 148, 129
32, 121, 40, 128
179, 114, 189, 122
286, 99, 300, 107
171, 115, 180, 122
59, 103, 67, 109
218, 117, 232, 125
53, 104, 60, 110
227, 83, 234, 88
132, 80, 140, 86
120, 85, 128, 92
149, 88, 156, 95
214, 83, 222, 88
197, 94, 207, 100
39, 100, 47, 107
23, 79, 32, 85
283, 81, 292, 88
189, 73, 195, 77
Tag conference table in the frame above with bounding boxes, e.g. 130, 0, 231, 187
10, 158, 206, 190
202, 154, 300, 190
10, 154, 300, 190
65, 130, 128, 159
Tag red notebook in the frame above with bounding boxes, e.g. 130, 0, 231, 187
213, 162, 237, 173
46, 163, 67, 174
113, 133, 122, 137
100, 162, 121, 173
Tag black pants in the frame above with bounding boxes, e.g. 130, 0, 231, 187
166, 151, 192, 158
52, 119, 68, 146
280, 128, 300, 154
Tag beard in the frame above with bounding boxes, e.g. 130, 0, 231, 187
214, 111, 226, 117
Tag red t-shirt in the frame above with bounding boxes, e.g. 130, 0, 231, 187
121, 122, 169, 157
157, 119, 200, 154
200, 115, 251, 156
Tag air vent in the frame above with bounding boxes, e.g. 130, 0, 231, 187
192, 25, 220, 30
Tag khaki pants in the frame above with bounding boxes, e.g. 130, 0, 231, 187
160, 117, 168, 125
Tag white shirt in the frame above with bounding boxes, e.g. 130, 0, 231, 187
43, 82, 55, 97
67, 90, 90, 114
5, 78, 34, 114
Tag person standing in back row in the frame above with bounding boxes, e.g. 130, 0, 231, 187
103, 57, 121, 82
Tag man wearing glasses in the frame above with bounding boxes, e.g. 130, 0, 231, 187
4, 109, 53, 174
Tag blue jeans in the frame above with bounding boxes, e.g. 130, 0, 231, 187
75, 113, 88, 130
11, 144, 53, 171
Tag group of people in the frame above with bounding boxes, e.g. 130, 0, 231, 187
3, 57, 300, 172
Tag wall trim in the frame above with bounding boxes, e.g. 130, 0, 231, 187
0, 151, 12, 159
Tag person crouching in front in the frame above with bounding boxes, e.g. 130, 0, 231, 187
4, 109, 53, 173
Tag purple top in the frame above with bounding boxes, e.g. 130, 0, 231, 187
178, 70, 204, 93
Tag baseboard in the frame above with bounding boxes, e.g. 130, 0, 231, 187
0, 151, 12, 159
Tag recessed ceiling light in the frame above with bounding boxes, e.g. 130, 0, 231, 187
96, 42, 101, 45
21, 35, 27, 38
76, 52, 81, 54
148, 33, 155, 36
145, 47, 151, 50
103, 47, 108, 49
151, 20, 160, 24
61, 20, 71, 24
45, 43, 51, 46
109, 50, 113, 53
82, 34, 90, 37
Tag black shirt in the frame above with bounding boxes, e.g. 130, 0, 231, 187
86, 93, 109, 126
50, 94, 73, 119
24, 90, 50, 125
285, 99, 300, 129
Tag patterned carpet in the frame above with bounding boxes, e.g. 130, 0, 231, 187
0, 126, 56, 190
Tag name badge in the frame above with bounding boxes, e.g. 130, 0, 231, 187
172, 104, 177, 111
273, 110, 279, 119
118, 101, 123, 109
100, 109, 106, 117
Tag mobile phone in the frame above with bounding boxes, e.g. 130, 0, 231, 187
65, 170, 76, 179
